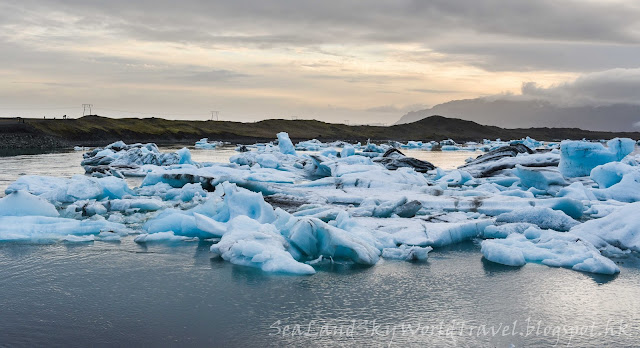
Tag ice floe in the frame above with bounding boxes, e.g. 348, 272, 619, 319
2, 132, 639, 276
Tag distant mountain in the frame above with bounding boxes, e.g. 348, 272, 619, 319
395, 98, 640, 132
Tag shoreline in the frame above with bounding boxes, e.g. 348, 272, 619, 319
1, 115, 639, 151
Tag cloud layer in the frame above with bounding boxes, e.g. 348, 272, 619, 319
1, 0, 639, 124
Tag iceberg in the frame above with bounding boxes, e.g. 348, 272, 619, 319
382, 245, 432, 261
211, 216, 315, 275
0, 216, 129, 242
513, 165, 567, 191
277, 132, 297, 155
571, 202, 640, 252
589, 162, 640, 202
134, 231, 196, 243
481, 227, 619, 275
558, 138, 635, 178
0, 190, 59, 217
195, 138, 223, 149
81, 141, 196, 176
495, 207, 579, 232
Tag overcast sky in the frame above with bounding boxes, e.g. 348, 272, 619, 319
1, 0, 639, 124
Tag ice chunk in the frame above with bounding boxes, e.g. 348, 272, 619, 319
0, 216, 129, 242
176, 147, 194, 165
134, 231, 195, 243
143, 182, 276, 237
495, 207, 579, 231
351, 197, 422, 218
590, 162, 635, 188
6, 175, 133, 205
482, 223, 537, 239
571, 202, 640, 252
282, 215, 381, 265
5, 175, 68, 196
63, 234, 95, 243
513, 165, 567, 190
195, 138, 223, 149
81, 141, 199, 176
559, 138, 635, 178
481, 241, 525, 266
436, 169, 473, 187
355, 217, 493, 247
340, 144, 355, 158
589, 162, 640, 202
382, 245, 432, 261
256, 154, 279, 169
211, 216, 315, 275
0, 191, 59, 217
481, 228, 619, 274
556, 182, 597, 201
277, 132, 297, 155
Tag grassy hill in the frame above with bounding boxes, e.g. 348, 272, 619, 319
2, 115, 639, 149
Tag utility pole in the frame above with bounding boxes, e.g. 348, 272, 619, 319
344, 119, 350, 125
210, 111, 219, 121
82, 104, 93, 116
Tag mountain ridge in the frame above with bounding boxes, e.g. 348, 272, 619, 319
395, 98, 640, 132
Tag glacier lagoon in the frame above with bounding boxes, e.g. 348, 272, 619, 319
1, 142, 640, 346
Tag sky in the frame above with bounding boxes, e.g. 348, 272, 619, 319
0, 0, 639, 124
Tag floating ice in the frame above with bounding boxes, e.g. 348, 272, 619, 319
295, 139, 325, 151
340, 144, 355, 158
495, 207, 579, 232
211, 216, 315, 275
481, 227, 619, 274
195, 138, 223, 149
277, 132, 297, 155
134, 231, 196, 243
559, 138, 635, 178
81, 141, 197, 176
513, 165, 567, 191
589, 162, 640, 202
0, 216, 129, 242
6, 175, 133, 205
572, 202, 640, 252
460, 145, 557, 178
382, 245, 432, 261
281, 212, 381, 265
0, 190, 59, 217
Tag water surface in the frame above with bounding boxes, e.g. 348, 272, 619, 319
0, 147, 639, 347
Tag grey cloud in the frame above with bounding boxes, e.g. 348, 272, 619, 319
519, 68, 640, 106
2, 0, 639, 76
7, 0, 640, 47
431, 41, 640, 72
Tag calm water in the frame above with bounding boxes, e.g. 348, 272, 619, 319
1, 147, 639, 347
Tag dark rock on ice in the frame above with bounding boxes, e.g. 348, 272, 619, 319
374, 148, 436, 173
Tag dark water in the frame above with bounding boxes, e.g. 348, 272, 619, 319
1, 148, 639, 347
1, 239, 639, 347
